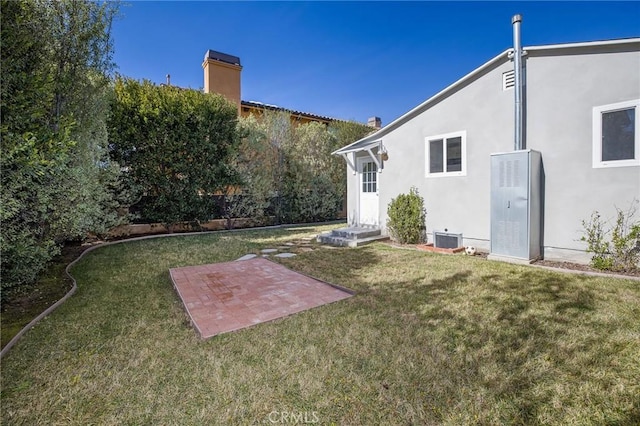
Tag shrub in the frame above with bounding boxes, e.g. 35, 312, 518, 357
386, 187, 427, 244
282, 174, 341, 224
581, 200, 640, 272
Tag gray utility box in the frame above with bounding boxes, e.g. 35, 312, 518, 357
489, 149, 542, 263
433, 231, 463, 249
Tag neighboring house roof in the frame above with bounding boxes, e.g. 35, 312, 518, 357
202, 48, 372, 126
333, 37, 640, 156
241, 100, 338, 123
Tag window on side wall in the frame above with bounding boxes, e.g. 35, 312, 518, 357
593, 99, 639, 168
425, 131, 467, 177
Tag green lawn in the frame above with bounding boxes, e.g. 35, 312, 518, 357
1, 225, 639, 425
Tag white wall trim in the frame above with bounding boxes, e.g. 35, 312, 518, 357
424, 130, 468, 178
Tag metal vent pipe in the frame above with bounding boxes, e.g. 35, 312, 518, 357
512, 14, 524, 151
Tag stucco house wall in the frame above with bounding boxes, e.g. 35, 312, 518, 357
524, 45, 640, 261
380, 60, 515, 248
346, 57, 515, 251
341, 39, 639, 264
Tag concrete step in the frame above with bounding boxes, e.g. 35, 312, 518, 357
316, 234, 354, 247
317, 227, 388, 247
329, 227, 381, 239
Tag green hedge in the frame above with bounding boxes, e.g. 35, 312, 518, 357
108, 78, 241, 224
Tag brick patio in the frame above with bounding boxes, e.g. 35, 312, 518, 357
169, 257, 353, 338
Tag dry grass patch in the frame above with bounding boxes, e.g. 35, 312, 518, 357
2, 226, 639, 425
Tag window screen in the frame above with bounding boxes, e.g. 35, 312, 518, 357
446, 137, 462, 172
429, 139, 444, 173
602, 108, 635, 161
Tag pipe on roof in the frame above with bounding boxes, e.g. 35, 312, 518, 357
512, 14, 524, 151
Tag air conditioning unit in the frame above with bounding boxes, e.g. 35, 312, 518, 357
433, 231, 463, 249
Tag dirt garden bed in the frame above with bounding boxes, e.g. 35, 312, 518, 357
384, 241, 640, 279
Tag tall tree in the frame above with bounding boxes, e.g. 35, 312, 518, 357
1, 0, 123, 296
235, 110, 374, 224
326, 120, 376, 201
223, 114, 280, 228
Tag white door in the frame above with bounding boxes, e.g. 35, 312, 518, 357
358, 159, 379, 226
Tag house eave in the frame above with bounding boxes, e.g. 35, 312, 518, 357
332, 140, 382, 156
335, 48, 512, 152
333, 139, 385, 174
335, 37, 640, 153
524, 37, 640, 53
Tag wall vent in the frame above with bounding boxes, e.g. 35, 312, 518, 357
434, 231, 463, 249
502, 70, 515, 90
498, 158, 521, 188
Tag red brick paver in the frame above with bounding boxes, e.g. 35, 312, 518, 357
169, 257, 353, 338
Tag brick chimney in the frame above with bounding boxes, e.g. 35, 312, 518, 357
202, 50, 242, 113
367, 116, 382, 129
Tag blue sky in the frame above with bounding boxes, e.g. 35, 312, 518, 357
112, 1, 640, 125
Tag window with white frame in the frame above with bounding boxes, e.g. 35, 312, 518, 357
593, 99, 639, 168
361, 161, 377, 193
425, 131, 467, 177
